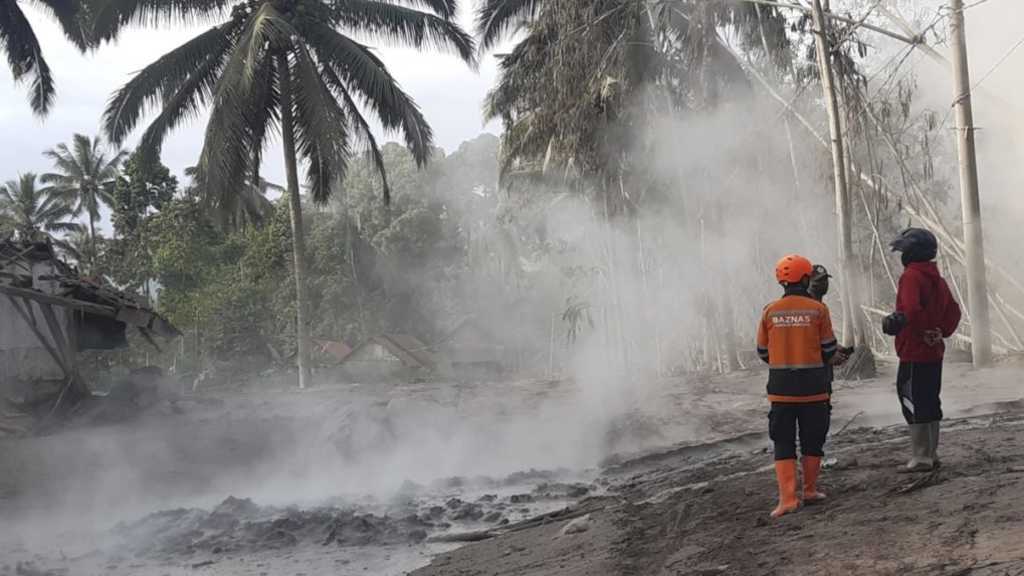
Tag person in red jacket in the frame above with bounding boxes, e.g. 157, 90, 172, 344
882, 228, 962, 472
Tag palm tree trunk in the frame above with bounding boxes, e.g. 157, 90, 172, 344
88, 214, 97, 274
277, 53, 312, 390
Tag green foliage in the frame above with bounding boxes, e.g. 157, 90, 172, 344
41, 133, 126, 273
112, 152, 178, 238
99, 0, 476, 379
97, 153, 180, 290
113, 136, 500, 366
102, 0, 475, 213
0, 173, 81, 242
183, 166, 280, 231
146, 198, 227, 294
42, 134, 125, 224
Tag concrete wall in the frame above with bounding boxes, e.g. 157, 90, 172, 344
0, 261, 69, 396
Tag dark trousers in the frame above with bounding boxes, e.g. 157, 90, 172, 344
897, 361, 943, 424
769, 402, 831, 460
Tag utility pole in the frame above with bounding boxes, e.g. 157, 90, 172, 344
950, 0, 993, 367
810, 0, 866, 348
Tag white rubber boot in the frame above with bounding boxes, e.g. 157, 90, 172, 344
929, 421, 941, 468
899, 424, 934, 473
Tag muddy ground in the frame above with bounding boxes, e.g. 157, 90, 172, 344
1, 357, 1023, 575
412, 361, 1024, 576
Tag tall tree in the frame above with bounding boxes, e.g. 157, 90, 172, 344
0, 172, 81, 241
61, 226, 100, 268
183, 166, 279, 231
481, 0, 787, 207
101, 0, 475, 388
111, 151, 178, 238
41, 133, 125, 273
479, 0, 789, 372
0, 0, 91, 115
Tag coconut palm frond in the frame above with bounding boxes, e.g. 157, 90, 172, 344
321, 62, 391, 204
290, 43, 352, 203
103, 21, 239, 147
40, 134, 124, 271
0, 173, 81, 240
306, 22, 433, 167
388, 0, 458, 21
33, 0, 91, 49
475, 0, 541, 53
194, 1, 294, 212
42, 133, 125, 219
90, 0, 231, 44
114, 0, 470, 214
335, 0, 475, 65
0, 0, 57, 115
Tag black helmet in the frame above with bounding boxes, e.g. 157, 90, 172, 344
890, 227, 937, 263
808, 264, 831, 300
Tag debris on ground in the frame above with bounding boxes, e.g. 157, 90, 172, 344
413, 412, 1024, 576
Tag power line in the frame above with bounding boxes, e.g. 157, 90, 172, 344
972, 33, 1024, 91
963, 0, 998, 9
934, 27, 1024, 132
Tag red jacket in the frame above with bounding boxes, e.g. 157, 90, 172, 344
895, 261, 962, 362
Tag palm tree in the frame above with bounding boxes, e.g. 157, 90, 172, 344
60, 226, 102, 268
101, 0, 475, 388
477, 0, 790, 373
41, 133, 126, 272
0, 173, 82, 241
479, 0, 790, 199
475, 0, 540, 53
0, 0, 96, 115
183, 165, 280, 230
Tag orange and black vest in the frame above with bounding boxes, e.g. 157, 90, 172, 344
756, 289, 838, 404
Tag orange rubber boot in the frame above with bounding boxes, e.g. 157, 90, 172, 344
771, 460, 800, 518
802, 456, 827, 504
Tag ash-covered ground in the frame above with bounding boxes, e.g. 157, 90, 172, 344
2, 357, 1023, 575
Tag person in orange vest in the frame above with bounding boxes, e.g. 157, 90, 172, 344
757, 255, 839, 518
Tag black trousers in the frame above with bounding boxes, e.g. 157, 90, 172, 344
769, 402, 831, 460
897, 361, 943, 424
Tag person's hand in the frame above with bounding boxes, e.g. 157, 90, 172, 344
923, 328, 943, 347
882, 312, 907, 336
831, 347, 851, 366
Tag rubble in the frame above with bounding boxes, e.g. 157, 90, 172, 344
115, 497, 441, 559
108, 482, 588, 565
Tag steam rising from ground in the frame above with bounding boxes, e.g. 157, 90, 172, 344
4, 3, 1024, 562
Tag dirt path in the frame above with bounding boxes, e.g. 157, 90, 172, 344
413, 411, 1024, 576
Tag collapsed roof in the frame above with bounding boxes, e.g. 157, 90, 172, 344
0, 238, 180, 350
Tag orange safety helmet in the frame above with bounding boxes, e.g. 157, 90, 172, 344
775, 254, 814, 285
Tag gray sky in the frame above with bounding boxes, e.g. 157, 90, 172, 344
0, 4, 502, 188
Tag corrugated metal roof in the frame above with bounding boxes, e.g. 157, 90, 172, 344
379, 334, 435, 368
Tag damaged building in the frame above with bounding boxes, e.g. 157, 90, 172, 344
339, 334, 434, 382
0, 240, 180, 410
434, 313, 548, 379
434, 317, 507, 378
